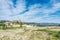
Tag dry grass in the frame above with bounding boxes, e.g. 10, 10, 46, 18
0, 26, 60, 40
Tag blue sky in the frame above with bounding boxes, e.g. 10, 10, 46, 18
0, 0, 60, 23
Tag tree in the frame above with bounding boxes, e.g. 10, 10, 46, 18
15, 20, 23, 28
0, 23, 7, 30
58, 24, 60, 26
19, 22, 23, 28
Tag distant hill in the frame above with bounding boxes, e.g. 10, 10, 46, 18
23, 22, 60, 26
0, 20, 60, 26
0, 20, 10, 23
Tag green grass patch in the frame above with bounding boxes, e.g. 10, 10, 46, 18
0, 26, 27, 30
33, 29, 60, 39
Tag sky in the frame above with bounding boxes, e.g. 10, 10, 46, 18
0, 0, 60, 23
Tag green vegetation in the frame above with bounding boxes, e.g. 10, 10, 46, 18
0, 20, 60, 40
12, 21, 23, 28
33, 29, 60, 40
0, 23, 7, 30
0, 28, 60, 40
0, 20, 24, 30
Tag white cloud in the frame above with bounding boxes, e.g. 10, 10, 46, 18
0, 0, 26, 16
0, 0, 26, 20
11, 1, 60, 22
0, 0, 60, 23
21, 0, 60, 22
0, 0, 12, 16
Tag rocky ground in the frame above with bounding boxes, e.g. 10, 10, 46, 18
0, 26, 60, 40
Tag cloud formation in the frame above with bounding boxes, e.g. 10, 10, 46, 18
0, 0, 60, 23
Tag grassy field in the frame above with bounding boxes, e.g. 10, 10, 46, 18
0, 26, 60, 40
